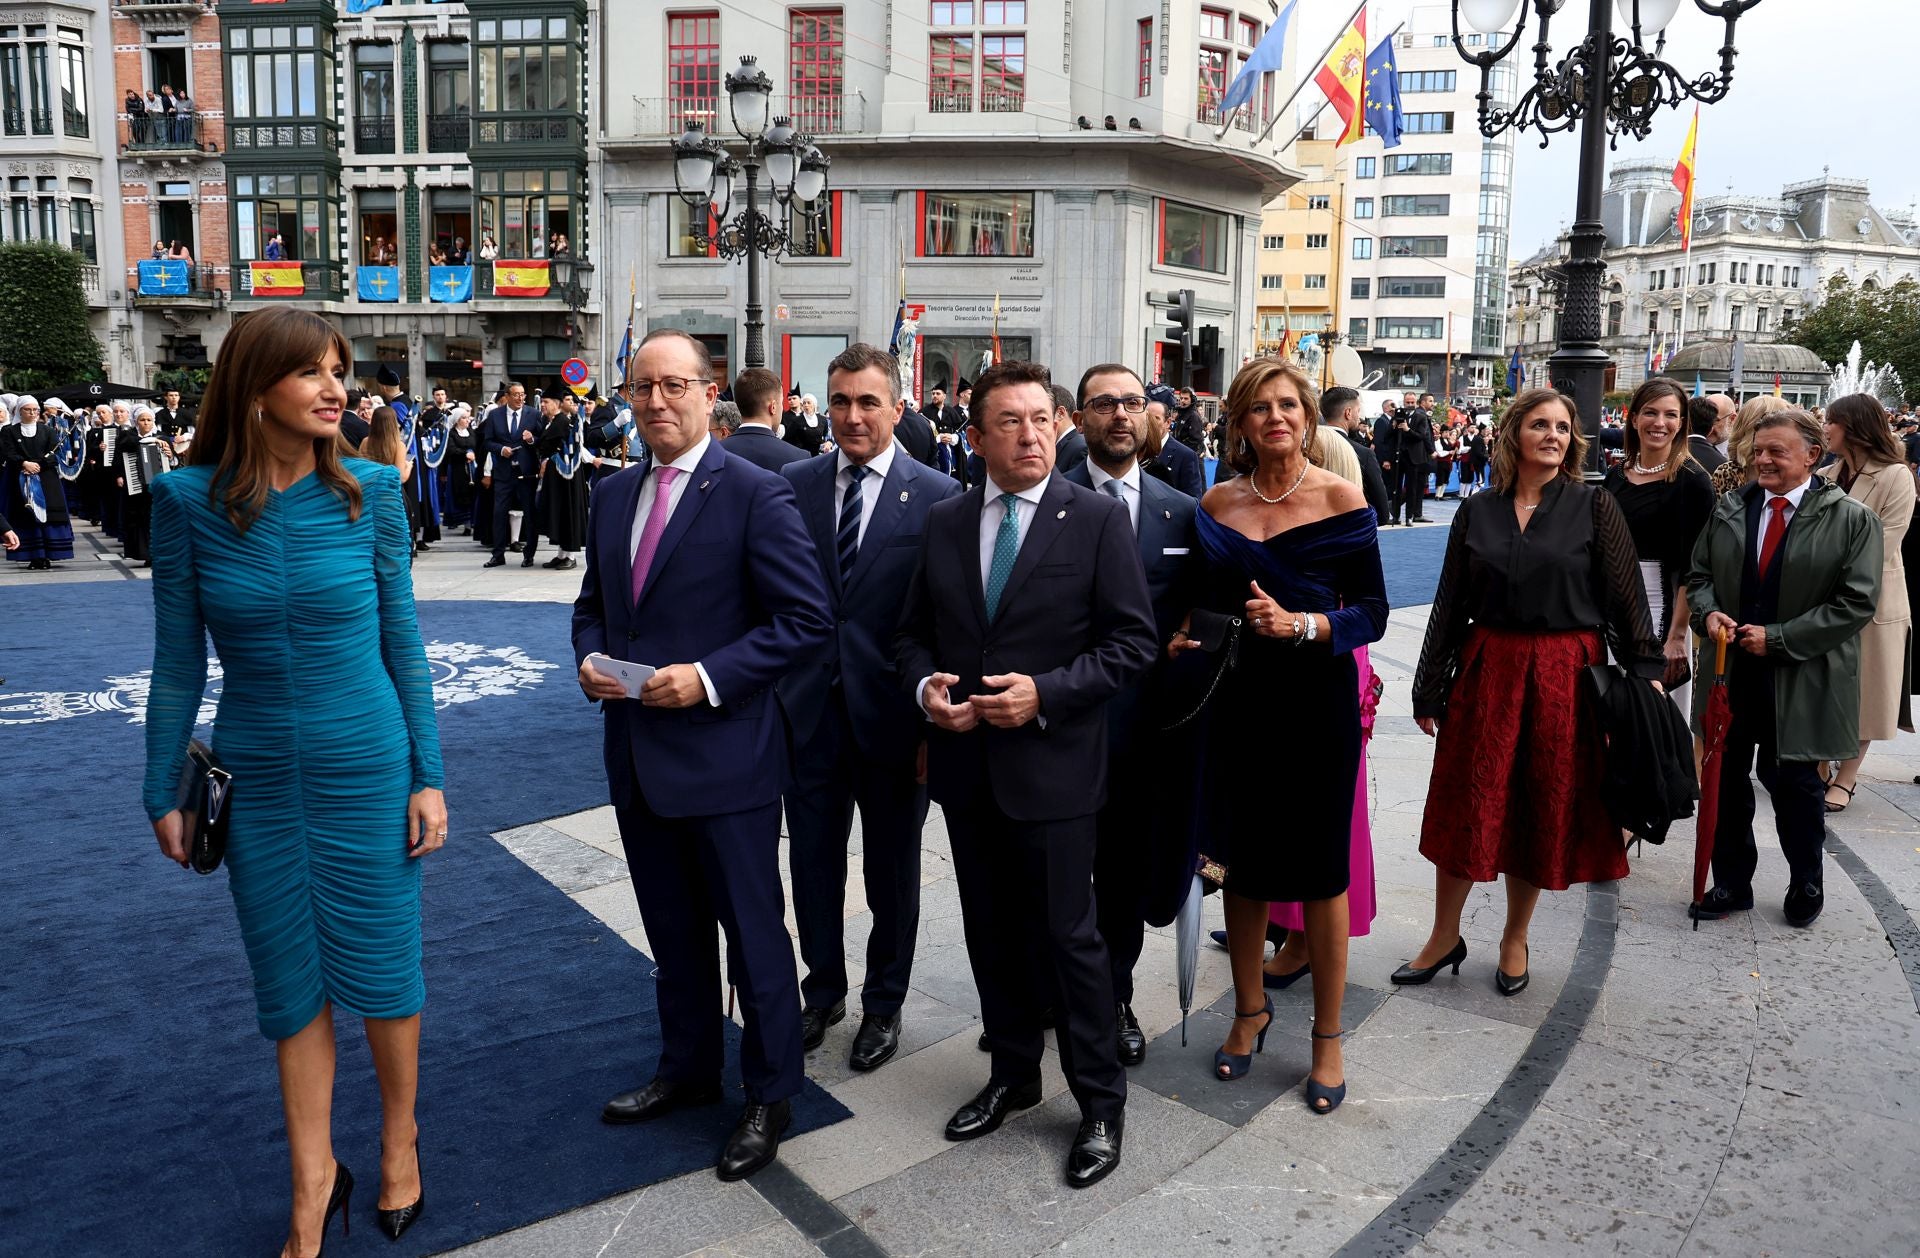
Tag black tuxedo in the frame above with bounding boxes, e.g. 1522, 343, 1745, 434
779, 449, 962, 1014
481, 403, 544, 559
726, 422, 808, 473
1387, 409, 1433, 522
1346, 429, 1392, 523
894, 472, 1156, 1120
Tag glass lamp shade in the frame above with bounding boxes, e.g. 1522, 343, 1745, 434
762, 117, 799, 199
673, 124, 719, 205
1459, 0, 1522, 33
795, 146, 830, 203
726, 55, 774, 141
1615, 0, 1681, 36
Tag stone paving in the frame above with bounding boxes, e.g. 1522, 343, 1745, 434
16, 518, 1920, 1256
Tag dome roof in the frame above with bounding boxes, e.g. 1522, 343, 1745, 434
1665, 340, 1831, 377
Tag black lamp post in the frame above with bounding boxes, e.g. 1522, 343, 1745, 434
670, 54, 833, 370
1451, 0, 1763, 475
552, 254, 595, 359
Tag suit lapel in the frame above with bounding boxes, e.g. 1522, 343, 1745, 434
636, 441, 726, 609
956, 484, 990, 631
994, 474, 1072, 618
845, 454, 911, 596
802, 457, 844, 596
614, 457, 648, 615
1136, 475, 1170, 562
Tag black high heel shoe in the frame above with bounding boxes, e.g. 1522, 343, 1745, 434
1306, 1026, 1347, 1115
1213, 996, 1274, 1082
377, 1145, 424, 1241
1390, 937, 1467, 985
1495, 944, 1530, 997
306, 1161, 352, 1258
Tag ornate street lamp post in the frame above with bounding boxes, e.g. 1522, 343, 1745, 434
552, 254, 595, 360
670, 55, 833, 370
1451, 0, 1763, 475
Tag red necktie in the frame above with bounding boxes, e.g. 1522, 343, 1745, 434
1757, 496, 1789, 578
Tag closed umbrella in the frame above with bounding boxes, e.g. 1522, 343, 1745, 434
1173, 873, 1205, 1046
1691, 631, 1734, 929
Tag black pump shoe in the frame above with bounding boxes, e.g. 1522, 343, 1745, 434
376, 1148, 423, 1241
1495, 945, 1530, 997
1391, 937, 1467, 985
309, 1161, 352, 1257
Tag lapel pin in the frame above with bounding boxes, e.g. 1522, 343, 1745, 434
1164, 509, 1172, 519
900, 490, 910, 502
699, 480, 711, 490
1057, 509, 1067, 520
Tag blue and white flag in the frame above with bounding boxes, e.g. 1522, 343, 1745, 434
137, 259, 190, 296
56, 418, 87, 481
20, 472, 46, 523
1221, 1, 1297, 114
358, 266, 401, 302
429, 265, 473, 303
552, 415, 586, 480
419, 418, 447, 469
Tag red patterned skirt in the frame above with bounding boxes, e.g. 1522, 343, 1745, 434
1419, 626, 1628, 890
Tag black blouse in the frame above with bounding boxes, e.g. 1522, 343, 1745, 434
1601, 461, 1715, 598
1412, 480, 1663, 718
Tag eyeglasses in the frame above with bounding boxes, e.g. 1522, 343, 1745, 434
1084, 394, 1148, 416
626, 377, 709, 400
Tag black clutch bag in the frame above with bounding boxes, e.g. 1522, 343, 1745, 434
177, 739, 233, 875
1159, 610, 1243, 731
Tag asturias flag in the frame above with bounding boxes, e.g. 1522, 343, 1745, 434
1362, 35, 1404, 149
357, 265, 401, 302
1672, 106, 1699, 250
429, 265, 474, 303
493, 260, 551, 297
250, 261, 304, 295
1313, 9, 1368, 147
136, 259, 189, 296
1222, 1, 1297, 115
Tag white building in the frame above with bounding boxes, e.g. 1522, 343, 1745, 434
598, 0, 1300, 402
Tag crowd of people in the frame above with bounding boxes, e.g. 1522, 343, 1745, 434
116, 301, 1920, 1258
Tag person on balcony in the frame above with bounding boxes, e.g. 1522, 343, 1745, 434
167, 240, 194, 264
173, 87, 193, 144
264, 232, 285, 262
125, 89, 147, 143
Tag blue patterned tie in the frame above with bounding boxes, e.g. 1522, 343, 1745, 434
984, 492, 1021, 621
836, 464, 868, 585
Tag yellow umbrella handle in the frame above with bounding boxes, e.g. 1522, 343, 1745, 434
1713, 630, 1728, 678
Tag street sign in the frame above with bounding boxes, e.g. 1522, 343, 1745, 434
560, 357, 590, 387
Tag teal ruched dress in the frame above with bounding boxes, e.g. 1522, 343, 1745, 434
142, 460, 444, 1040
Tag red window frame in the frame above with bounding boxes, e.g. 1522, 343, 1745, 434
1136, 18, 1152, 97
981, 0, 1025, 22
1199, 7, 1229, 41
667, 12, 720, 131
789, 8, 844, 132
1239, 16, 1260, 45
981, 34, 1024, 111
929, 35, 972, 111
785, 189, 844, 258
928, 1, 973, 24
1197, 47, 1227, 120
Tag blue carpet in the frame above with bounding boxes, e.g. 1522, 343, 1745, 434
1377, 498, 1457, 609
0, 583, 849, 1258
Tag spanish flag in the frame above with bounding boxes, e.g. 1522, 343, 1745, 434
1672, 106, 1698, 251
1314, 9, 1368, 147
250, 261, 304, 295
493, 260, 551, 298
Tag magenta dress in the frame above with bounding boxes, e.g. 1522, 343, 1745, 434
1270, 645, 1378, 937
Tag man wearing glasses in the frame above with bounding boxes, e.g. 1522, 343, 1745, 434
1065, 364, 1199, 1069
573, 329, 832, 1183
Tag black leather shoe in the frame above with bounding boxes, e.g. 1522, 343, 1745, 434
520, 557, 537, 567
551, 556, 578, 571
1689, 886, 1755, 921
1495, 945, 1529, 997
849, 1012, 902, 1071
507, 541, 522, 552
716, 1099, 790, 1182
601, 1077, 723, 1125
483, 556, 506, 568
945, 1078, 1043, 1141
1065, 1117, 1123, 1189
375, 1147, 424, 1241
542, 556, 568, 568
1784, 882, 1824, 928
1116, 1004, 1146, 1067
1390, 937, 1467, 985
801, 1000, 846, 1051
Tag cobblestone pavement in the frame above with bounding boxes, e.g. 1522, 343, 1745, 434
21, 519, 1919, 1257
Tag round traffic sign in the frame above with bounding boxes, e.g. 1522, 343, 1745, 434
561, 357, 590, 387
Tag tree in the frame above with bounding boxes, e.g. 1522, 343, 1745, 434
1781, 274, 1919, 405
0, 241, 104, 391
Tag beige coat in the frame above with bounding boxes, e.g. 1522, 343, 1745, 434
1819, 458, 1915, 738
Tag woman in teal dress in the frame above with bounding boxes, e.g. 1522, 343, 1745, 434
143, 307, 447, 1258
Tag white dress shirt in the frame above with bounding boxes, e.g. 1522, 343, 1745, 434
976, 474, 1049, 596
1753, 477, 1811, 552
836, 439, 897, 548
1084, 459, 1142, 533
629, 434, 721, 707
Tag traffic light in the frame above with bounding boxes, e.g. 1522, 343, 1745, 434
1148, 289, 1196, 387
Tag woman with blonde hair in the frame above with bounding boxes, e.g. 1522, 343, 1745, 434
144, 305, 446, 1256
1710, 394, 1792, 495
1815, 392, 1915, 811
1170, 358, 1386, 1112
1402, 388, 1661, 996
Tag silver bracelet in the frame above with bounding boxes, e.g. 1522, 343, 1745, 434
1289, 615, 1303, 640
1305, 613, 1319, 644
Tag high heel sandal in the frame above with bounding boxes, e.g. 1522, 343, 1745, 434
1824, 782, 1856, 814
1390, 936, 1467, 985
303, 1161, 352, 1258
1306, 1027, 1347, 1115
1213, 996, 1274, 1082
376, 1144, 425, 1241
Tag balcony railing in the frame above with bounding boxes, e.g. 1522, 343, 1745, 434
928, 88, 972, 114
62, 105, 87, 138
227, 119, 336, 152
123, 111, 209, 153
473, 115, 581, 145
980, 88, 1024, 114
631, 92, 867, 137
80, 263, 100, 292
1196, 103, 1260, 132
426, 111, 468, 153
132, 263, 221, 305
235, 260, 341, 299
354, 115, 395, 154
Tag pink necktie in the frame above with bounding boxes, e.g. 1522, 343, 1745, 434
630, 466, 682, 604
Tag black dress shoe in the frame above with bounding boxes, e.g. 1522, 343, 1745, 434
1390, 936, 1467, 985
483, 555, 506, 568
801, 1000, 846, 1051
521, 557, 536, 567
1065, 1117, 1123, 1189
1495, 945, 1529, 997
1784, 882, 1824, 928
375, 1148, 424, 1241
849, 1012, 902, 1071
507, 541, 523, 552
553, 556, 578, 570
542, 555, 567, 568
601, 1077, 723, 1125
1689, 886, 1754, 922
717, 1099, 791, 1182
945, 1078, 1043, 1141
1116, 1004, 1146, 1067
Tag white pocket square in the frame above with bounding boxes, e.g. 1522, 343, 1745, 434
1163, 547, 1190, 555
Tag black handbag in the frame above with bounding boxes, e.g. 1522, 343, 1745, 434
177, 739, 234, 875
1159, 610, 1243, 731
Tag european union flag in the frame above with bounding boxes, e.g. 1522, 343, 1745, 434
1222, 0, 1297, 114
1363, 36, 1404, 150
137, 259, 189, 296
429, 265, 473, 303
358, 265, 401, 302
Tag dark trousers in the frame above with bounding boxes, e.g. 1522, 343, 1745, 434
122, 491, 152, 563
784, 691, 928, 1015
1712, 676, 1827, 894
945, 801, 1125, 1122
614, 794, 803, 1103
1093, 788, 1148, 1006
490, 473, 539, 561
1392, 461, 1429, 521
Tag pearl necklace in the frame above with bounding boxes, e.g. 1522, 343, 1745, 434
1251, 461, 1309, 505
1632, 459, 1669, 475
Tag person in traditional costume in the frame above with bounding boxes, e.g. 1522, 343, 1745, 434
117, 405, 177, 564
444, 404, 478, 532
534, 392, 587, 570
0, 397, 76, 569
410, 390, 447, 551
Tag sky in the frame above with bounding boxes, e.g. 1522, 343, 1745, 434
1290, 0, 1918, 256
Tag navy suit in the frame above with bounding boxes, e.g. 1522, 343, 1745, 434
1055, 426, 1088, 475
1146, 435, 1205, 500
726, 422, 808, 473
1065, 464, 1198, 1002
571, 439, 832, 1103
778, 448, 961, 1016
894, 472, 1157, 1121
482, 403, 544, 560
